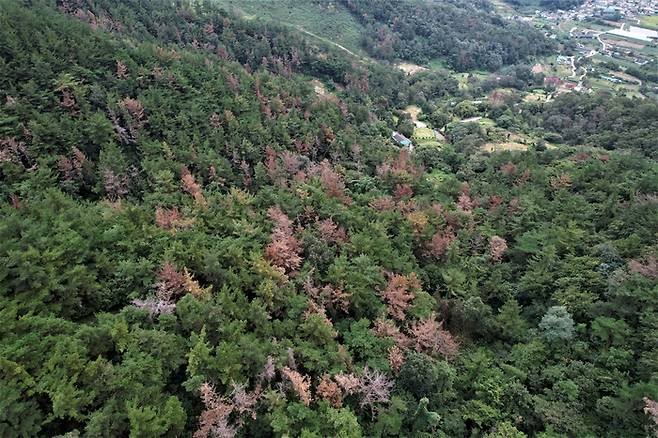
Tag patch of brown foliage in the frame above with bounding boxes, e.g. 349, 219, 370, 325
409, 313, 459, 360
281, 367, 312, 406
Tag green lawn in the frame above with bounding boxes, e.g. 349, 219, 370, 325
413, 127, 435, 139
214, 0, 366, 56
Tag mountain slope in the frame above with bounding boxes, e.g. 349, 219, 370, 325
1, 1, 658, 437
214, 0, 367, 57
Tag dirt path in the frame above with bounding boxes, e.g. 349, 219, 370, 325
296, 27, 360, 58
596, 32, 608, 51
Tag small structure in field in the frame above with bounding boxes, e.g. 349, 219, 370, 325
392, 131, 413, 148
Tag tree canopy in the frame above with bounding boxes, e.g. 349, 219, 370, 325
1, 1, 657, 437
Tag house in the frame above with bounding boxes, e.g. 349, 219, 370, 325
600, 75, 624, 84
392, 131, 413, 148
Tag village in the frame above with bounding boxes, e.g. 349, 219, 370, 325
524, 0, 658, 98
535, 0, 658, 24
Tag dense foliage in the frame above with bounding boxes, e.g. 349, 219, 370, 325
529, 93, 658, 157
1, 1, 658, 437
338, 0, 555, 71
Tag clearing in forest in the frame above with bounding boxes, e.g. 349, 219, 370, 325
404, 105, 423, 121
397, 63, 429, 76
482, 142, 529, 153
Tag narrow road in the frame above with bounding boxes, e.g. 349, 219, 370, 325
596, 32, 608, 52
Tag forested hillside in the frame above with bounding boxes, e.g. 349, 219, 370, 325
213, 0, 367, 57
337, 0, 555, 70
1, 1, 658, 437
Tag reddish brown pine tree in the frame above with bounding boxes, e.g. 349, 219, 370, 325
394, 183, 413, 201
381, 273, 420, 321
230, 382, 259, 420
316, 218, 347, 245
194, 383, 236, 438
372, 318, 412, 349
60, 89, 78, 114
120, 97, 145, 122
488, 195, 504, 212
310, 160, 349, 203
316, 375, 343, 408
154, 262, 187, 300
281, 367, 312, 406
515, 169, 532, 186
507, 197, 521, 216
334, 373, 360, 395
427, 227, 456, 260
303, 300, 337, 338
489, 235, 508, 263
457, 192, 475, 213
264, 206, 302, 273
629, 256, 658, 280
409, 313, 459, 361
550, 173, 572, 190
155, 207, 194, 231
181, 166, 206, 205
369, 196, 395, 212
264, 146, 279, 183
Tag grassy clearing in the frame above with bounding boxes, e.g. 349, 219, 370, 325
482, 142, 527, 153
214, 0, 366, 55
413, 127, 436, 139
641, 15, 658, 30
404, 105, 422, 121
587, 76, 642, 98
397, 63, 428, 75
524, 90, 549, 103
